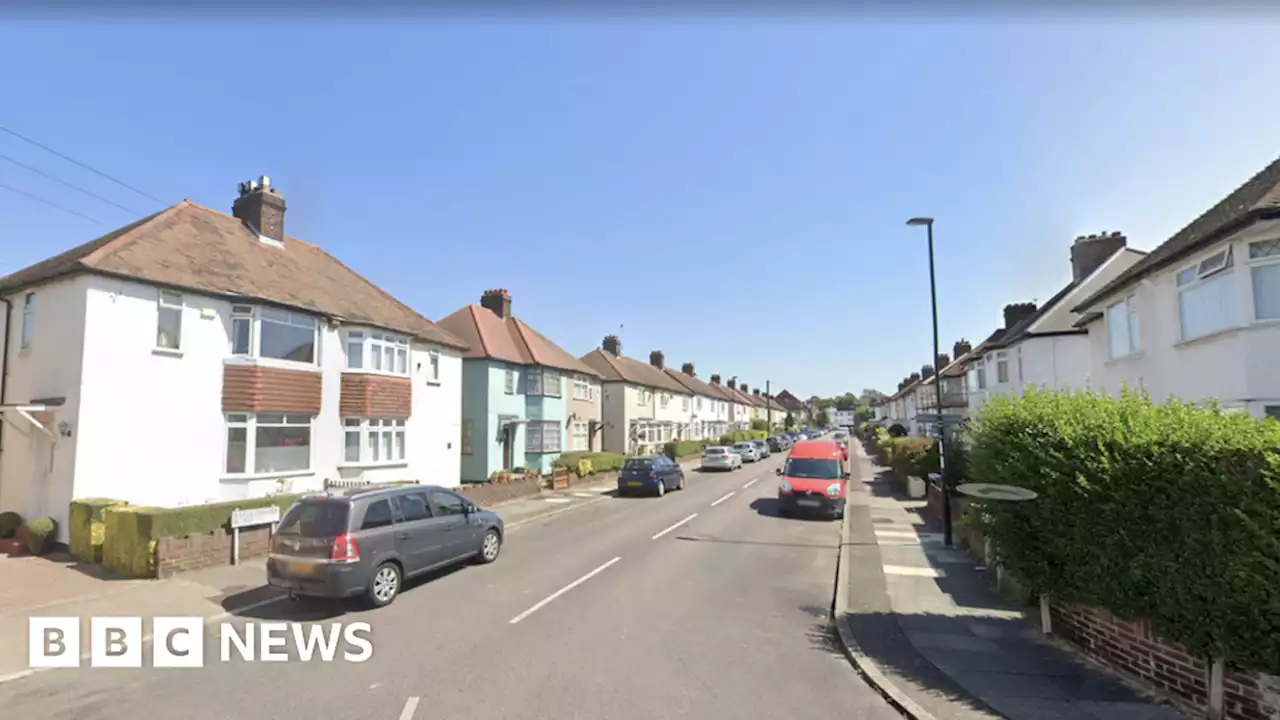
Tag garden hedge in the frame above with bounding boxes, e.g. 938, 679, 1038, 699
553, 451, 626, 474
663, 440, 704, 459
967, 387, 1280, 673
69, 498, 129, 564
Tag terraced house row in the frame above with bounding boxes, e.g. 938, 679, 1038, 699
873, 154, 1280, 434
0, 177, 799, 542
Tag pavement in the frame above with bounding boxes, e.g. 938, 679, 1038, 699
0, 450, 904, 720
836, 440, 1185, 720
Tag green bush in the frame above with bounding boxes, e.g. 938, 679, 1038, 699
887, 437, 937, 479
663, 440, 703, 459
26, 516, 57, 555
0, 511, 21, 539
69, 498, 128, 563
968, 387, 1280, 673
553, 451, 626, 474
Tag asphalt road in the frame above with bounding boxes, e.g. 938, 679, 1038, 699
1, 452, 901, 720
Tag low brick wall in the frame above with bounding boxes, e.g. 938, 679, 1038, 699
1051, 601, 1278, 720
458, 477, 542, 507
156, 526, 272, 578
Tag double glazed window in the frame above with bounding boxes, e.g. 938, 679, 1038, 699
994, 352, 1009, 383
572, 375, 593, 400
226, 413, 312, 475
570, 420, 590, 451
343, 417, 406, 464
157, 290, 182, 350
346, 330, 409, 376
1107, 295, 1142, 357
1249, 239, 1280, 320
526, 369, 562, 397
1177, 248, 1233, 341
20, 292, 34, 349
526, 420, 562, 453
231, 305, 318, 364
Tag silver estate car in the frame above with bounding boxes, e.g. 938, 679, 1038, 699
733, 442, 761, 462
701, 446, 743, 471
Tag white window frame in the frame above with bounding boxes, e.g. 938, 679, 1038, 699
343, 329, 410, 376
1106, 294, 1142, 358
1176, 248, 1234, 341
156, 290, 183, 350
229, 304, 320, 366
342, 417, 407, 465
570, 420, 589, 451
994, 352, 1009, 384
542, 369, 560, 398
505, 369, 516, 395
660, 393, 670, 409
225, 412, 313, 476
20, 292, 34, 350
573, 375, 591, 400
636, 387, 646, 406
526, 420, 562, 454
1248, 238, 1280, 321
426, 349, 441, 384
682, 396, 690, 411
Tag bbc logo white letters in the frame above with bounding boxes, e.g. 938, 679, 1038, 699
28, 617, 79, 668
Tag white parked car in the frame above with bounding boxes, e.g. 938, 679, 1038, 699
701, 446, 743, 471
732, 442, 761, 463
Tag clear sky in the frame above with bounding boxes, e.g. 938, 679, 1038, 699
1, 17, 1277, 398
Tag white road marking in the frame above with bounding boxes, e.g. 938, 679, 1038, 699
710, 491, 735, 507
742, 477, 759, 489
882, 564, 945, 578
509, 557, 622, 624
652, 513, 698, 540
874, 529, 925, 539
399, 696, 420, 720
543, 497, 574, 504
571, 492, 595, 498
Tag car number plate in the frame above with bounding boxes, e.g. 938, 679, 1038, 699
797, 498, 821, 508
282, 560, 316, 576
627, 481, 644, 487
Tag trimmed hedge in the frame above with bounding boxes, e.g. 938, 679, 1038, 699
69, 498, 129, 564
968, 388, 1280, 673
553, 451, 626, 474
103, 493, 307, 578
663, 440, 704, 459
716, 430, 768, 445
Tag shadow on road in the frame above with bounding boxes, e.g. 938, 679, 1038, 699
749, 497, 839, 522
674, 535, 840, 550
221, 563, 469, 621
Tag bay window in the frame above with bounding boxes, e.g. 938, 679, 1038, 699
231, 305, 318, 364
1249, 238, 1280, 320
1107, 294, 1141, 358
342, 417, 407, 464
225, 413, 312, 475
526, 420, 562, 454
1177, 248, 1233, 340
344, 330, 409, 376
525, 368, 561, 397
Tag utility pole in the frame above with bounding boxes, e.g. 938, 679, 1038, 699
766, 379, 773, 430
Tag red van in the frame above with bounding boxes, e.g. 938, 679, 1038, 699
775, 440, 849, 519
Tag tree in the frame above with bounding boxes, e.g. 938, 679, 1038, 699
860, 389, 888, 406
815, 409, 831, 427
834, 393, 858, 411
784, 412, 795, 428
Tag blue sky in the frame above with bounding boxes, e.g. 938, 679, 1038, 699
1, 19, 1277, 398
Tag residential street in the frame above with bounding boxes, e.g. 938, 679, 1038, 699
0, 455, 901, 720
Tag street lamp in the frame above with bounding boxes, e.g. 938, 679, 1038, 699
906, 216, 951, 547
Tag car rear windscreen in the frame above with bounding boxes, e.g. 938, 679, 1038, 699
277, 501, 349, 537
623, 458, 653, 469
704, 447, 726, 454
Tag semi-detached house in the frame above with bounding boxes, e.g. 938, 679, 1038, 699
436, 289, 603, 482
580, 336, 693, 455
0, 177, 468, 542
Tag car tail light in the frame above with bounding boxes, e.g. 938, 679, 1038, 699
649, 471, 658, 479
331, 534, 360, 563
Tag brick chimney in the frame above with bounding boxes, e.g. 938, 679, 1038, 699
727, 378, 738, 390
921, 364, 935, 378
603, 335, 621, 356
953, 339, 972, 358
232, 176, 286, 243
909, 372, 921, 383
710, 374, 722, 385
1071, 231, 1127, 282
1003, 302, 1038, 329
480, 289, 512, 319
936, 353, 950, 369
752, 388, 760, 396
649, 350, 665, 370
681, 362, 695, 377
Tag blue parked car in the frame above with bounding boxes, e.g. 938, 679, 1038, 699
617, 455, 686, 497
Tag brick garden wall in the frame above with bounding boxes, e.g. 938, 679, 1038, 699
155, 526, 273, 578
1051, 602, 1278, 720
457, 477, 542, 507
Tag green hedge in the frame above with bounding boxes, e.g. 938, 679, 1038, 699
663, 440, 704, 459
715, 430, 768, 445
69, 498, 130, 564
553, 451, 627, 474
968, 388, 1280, 673
103, 493, 307, 578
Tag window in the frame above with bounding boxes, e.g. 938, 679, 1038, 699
399, 492, 432, 522
427, 350, 440, 383
461, 419, 474, 456
1106, 295, 1142, 357
20, 292, 33, 349
636, 388, 646, 406
230, 305, 318, 364
660, 393, 669, 409
573, 375, 591, 400
526, 420, 562, 453
682, 397, 689, 411
505, 369, 516, 394
1016, 348, 1024, 384
1177, 248, 1234, 341
344, 330, 409, 376
967, 360, 986, 392
571, 420, 589, 451
341, 417, 407, 464
1266, 406, 1280, 421
1249, 239, 1280, 321
697, 398, 703, 411
225, 413, 312, 475
542, 370, 561, 398
431, 491, 467, 516
995, 352, 1009, 383
361, 500, 396, 530
157, 290, 182, 350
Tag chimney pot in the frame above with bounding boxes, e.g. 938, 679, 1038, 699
727, 378, 738, 390
710, 374, 722, 385
1003, 302, 1038, 329
953, 339, 973, 358
649, 350, 665, 370
232, 176, 287, 242
681, 362, 695, 377
936, 353, 950, 369
603, 335, 621, 356
1070, 231, 1127, 282
480, 289, 513, 319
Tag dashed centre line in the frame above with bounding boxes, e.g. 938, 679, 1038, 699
742, 477, 759, 489
509, 557, 622, 625
398, 697, 420, 720
652, 513, 698, 540
710, 491, 735, 507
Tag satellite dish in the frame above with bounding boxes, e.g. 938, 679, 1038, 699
955, 483, 1038, 502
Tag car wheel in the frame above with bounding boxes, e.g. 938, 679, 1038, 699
476, 528, 502, 564
655, 478, 665, 497
677, 474, 685, 490
366, 562, 402, 608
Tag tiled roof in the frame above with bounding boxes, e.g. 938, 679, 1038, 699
664, 369, 724, 400
436, 305, 601, 377
0, 200, 467, 349
988, 281, 1079, 349
580, 350, 690, 394
1074, 155, 1280, 312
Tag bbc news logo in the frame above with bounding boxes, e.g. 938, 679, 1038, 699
29, 617, 373, 668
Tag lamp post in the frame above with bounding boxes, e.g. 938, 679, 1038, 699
906, 216, 951, 547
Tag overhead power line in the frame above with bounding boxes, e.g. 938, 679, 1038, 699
0, 182, 102, 225
0, 126, 166, 205
0, 153, 139, 215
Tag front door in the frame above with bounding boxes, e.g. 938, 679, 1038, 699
502, 426, 514, 471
